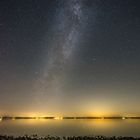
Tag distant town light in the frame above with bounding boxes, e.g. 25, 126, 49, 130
122, 117, 125, 120
0, 117, 2, 121
54, 117, 63, 120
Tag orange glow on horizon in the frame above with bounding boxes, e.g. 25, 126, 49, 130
54, 116, 63, 120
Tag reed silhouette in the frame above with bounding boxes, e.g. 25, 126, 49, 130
0, 135, 140, 140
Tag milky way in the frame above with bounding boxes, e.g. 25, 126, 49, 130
32, 0, 86, 109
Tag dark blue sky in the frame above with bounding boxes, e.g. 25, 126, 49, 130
0, 0, 140, 116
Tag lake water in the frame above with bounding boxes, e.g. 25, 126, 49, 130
0, 119, 140, 137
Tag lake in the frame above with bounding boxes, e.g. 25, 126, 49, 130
0, 119, 140, 137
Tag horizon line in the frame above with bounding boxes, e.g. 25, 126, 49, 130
1, 116, 140, 120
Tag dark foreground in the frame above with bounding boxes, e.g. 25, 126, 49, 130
0, 135, 140, 140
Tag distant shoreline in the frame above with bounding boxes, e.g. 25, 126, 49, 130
1, 116, 140, 120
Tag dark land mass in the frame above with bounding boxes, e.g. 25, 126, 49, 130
1, 116, 140, 120
0, 135, 140, 140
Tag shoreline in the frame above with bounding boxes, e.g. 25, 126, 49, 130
1, 116, 140, 120
0, 135, 140, 140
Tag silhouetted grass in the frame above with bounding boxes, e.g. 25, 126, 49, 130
0, 135, 140, 140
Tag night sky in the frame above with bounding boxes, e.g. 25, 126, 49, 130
0, 0, 140, 116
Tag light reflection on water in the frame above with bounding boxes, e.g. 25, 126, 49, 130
0, 119, 140, 137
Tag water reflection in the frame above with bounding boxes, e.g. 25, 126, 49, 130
0, 119, 140, 137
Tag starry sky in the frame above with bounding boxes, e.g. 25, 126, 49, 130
0, 0, 140, 116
